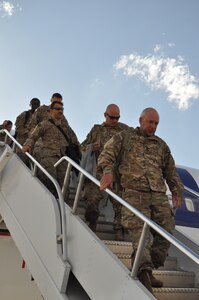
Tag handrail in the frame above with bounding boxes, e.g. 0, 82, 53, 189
0, 129, 67, 262
55, 156, 199, 278
183, 185, 199, 198
2, 128, 198, 276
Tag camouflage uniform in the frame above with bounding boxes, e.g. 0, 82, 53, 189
0, 125, 5, 141
0, 132, 5, 142
28, 105, 72, 160
81, 122, 129, 229
0, 125, 12, 144
97, 127, 183, 273
24, 117, 80, 195
15, 110, 34, 165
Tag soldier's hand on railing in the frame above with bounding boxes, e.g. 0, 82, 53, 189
172, 195, 182, 208
100, 173, 113, 190
22, 145, 31, 153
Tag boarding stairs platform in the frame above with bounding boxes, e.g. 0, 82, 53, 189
67, 188, 199, 300
0, 131, 199, 299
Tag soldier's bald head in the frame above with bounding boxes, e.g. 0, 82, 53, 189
139, 107, 159, 137
106, 104, 120, 113
104, 104, 120, 126
140, 107, 159, 119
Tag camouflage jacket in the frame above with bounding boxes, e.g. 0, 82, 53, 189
24, 117, 80, 157
81, 122, 129, 160
15, 110, 34, 145
28, 104, 69, 133
0, 125, 4, 141
97, 127, 183, 196
0, 131, 5, 142
0, 126, 12, 144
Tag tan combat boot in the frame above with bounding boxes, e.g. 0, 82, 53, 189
138, 270, 154, 295
149, 270, 163, 287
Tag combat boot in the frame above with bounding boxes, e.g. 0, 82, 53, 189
138, 270, 154, 295
114, 229, 123, 241
89, 222, 97, 232
149, 270, 163, 287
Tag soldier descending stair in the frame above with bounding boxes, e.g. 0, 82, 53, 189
81, 104, 129, 241
98, 107, 183, 295
14, 98, 40, 166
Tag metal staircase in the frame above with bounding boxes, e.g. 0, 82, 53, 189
66, 187, 199, 300
103, 240, 199, 299
0, 130, 199, 300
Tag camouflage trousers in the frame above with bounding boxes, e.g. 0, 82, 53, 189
121, 189, 175, 274
37, 155, 68, 197
83, 180, 122, 230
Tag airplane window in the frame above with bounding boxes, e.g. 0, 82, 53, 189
184, 198, 195, 212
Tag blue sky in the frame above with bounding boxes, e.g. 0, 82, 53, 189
0, 0, 199, 168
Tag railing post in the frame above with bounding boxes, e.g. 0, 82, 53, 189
4, 135, 8, 145
12, 142, 17, 153
72, 172, 85, 214
32, 163, 38, 176
62, 163, 72, 200
131, 222, 150, 278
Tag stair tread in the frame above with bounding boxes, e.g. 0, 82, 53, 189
153, 287, 199, 292
154, 270, 195, 276
103, 240, 132, 246
115, 253, 177, 261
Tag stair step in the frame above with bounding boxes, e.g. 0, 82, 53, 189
153, 287, 199, 300
96, 222, 114, 232
154, 270, 195, 288
104, 240, 132, 252
103, 240, 178, 270
75, 212, 109, 224
103, 240, 132, 254
97, 231, 117, 240
114, 254, 178, 271
158, 257, 178, 271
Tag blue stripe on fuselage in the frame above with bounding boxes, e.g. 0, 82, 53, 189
176, 167, 199, 192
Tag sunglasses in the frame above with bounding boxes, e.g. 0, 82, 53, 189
106, 113, 120, 120
53, 107, 64, 111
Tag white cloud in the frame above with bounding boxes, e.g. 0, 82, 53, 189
0, 1, 15, 16
168, 42, 175, 48
114, 53, 199, 110
154, 44, 161, 53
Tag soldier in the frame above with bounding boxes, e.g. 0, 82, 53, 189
0, 120, 13, 131
14, 98, 40, 165
28, 93, 66, 132
0, 120, 13, 142
28, 93, 73, 160
97, 107, 183, 294
81, 104, 129, 240
22, 101, 81, 196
